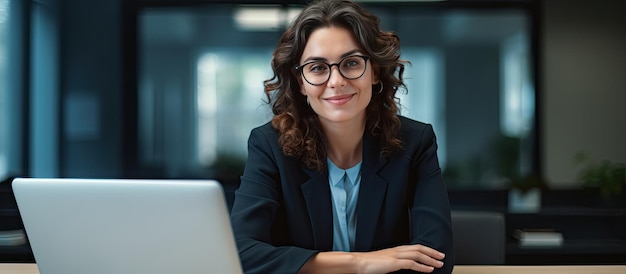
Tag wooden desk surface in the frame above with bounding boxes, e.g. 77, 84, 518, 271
0, 264, 38, 274
1, 264, 625, 274
453, 265, 626, 274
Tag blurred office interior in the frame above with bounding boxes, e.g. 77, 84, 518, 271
0, 0, 624, 265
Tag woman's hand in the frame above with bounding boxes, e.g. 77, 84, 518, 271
352, 244, 445, 273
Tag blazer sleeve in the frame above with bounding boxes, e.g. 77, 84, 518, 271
409, 124, 455, 274
230, 125, 318, 274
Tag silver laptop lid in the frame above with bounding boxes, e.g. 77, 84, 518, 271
13, 178, 242, 274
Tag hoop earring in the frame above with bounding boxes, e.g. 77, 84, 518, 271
376, 82, 384, 94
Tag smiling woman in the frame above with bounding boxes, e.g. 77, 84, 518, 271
228, 1, 454, 273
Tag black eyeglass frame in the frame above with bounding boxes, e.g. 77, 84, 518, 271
295, 55, 371, 86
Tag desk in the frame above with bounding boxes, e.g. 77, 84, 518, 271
1, 264, 626, 274
453, 265, 626, 274
0, 264, 38, 274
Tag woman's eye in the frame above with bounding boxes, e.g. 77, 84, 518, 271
342, 58, 361, 68
309, 64, 327, 73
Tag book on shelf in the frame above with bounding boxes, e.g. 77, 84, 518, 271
0, 229, 27, 246
514, 229, 563, 247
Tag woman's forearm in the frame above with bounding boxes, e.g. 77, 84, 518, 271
298, 251, 359, 274
298, 244, 444, 274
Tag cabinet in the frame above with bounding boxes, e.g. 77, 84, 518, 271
0, 182, 34, 263
449, 189, 626, 265
506, 207, 626, 264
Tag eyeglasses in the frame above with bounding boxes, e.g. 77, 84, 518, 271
295, 55, 370, 86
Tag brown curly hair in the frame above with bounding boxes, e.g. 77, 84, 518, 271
264, 0, 406, 170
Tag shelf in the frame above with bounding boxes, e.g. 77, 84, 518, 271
507, 239, 626, 255
0, 244, 34, 263
508, 207, 626, 216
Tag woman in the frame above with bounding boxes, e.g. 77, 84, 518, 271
230, 0, 454, 273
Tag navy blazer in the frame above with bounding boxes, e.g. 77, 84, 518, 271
231, 116, 454, 274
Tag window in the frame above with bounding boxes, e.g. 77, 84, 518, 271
0, 0, 17, 179
195, 50, 273, 167
0, 0, 9, 178
397, 49, 446, 169
137, 5, 282, 179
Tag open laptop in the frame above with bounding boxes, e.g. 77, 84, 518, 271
12, 178, 243, 274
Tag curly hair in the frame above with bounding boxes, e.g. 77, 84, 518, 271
264, 0, 406, 170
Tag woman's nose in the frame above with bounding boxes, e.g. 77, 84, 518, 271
326, 66, 346, 87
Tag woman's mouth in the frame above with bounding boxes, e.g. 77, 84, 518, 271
324, 94, 355, 105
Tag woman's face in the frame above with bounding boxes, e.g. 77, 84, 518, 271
298, 26, 378, 127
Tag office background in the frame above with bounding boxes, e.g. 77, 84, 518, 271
0, 0, 625, 265
1, 0, 624, 187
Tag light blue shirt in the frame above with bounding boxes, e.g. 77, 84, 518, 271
327, 158, 362, 252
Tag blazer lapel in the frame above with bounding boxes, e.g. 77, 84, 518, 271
354, 133, 389, 251
300, 167, 333, 251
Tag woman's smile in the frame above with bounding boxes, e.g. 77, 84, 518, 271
324, 93, 356, 105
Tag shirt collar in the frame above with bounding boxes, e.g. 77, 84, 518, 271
327, 158, 362, 187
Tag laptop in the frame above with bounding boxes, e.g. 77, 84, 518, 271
12, 178, 243, 274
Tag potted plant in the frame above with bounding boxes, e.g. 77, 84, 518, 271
574, 151, 626, 205
508, 174, 548, 213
